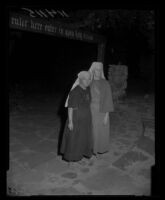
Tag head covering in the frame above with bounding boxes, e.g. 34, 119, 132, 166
78, 71, 91, 80
89, 62, 105, 79
65, 71, 91, 107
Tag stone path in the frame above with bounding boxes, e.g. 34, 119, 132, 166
7, 94, 155, 196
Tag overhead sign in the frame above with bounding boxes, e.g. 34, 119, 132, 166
9, 12, 106, 44
21, 8, 70, 18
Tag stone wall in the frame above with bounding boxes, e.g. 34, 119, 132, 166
108, 64, 128, 104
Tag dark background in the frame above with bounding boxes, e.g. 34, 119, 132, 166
8, 30, 98, 94
8, 28, 155, 96
8, 7, 156, 97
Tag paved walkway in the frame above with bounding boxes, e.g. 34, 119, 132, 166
8, 94, 155, 196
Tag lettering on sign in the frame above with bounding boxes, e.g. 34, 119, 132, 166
30, 20, 42, 30
45, 24, 57, 33
65, 29, 75, 38
11, 17, 29, 28
10, 15, 94, 42
75, 31, 83, 40
21, 8, 69, 18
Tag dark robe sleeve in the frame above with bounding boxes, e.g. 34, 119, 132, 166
100, 80, 114, 113
68, 87, 79, 108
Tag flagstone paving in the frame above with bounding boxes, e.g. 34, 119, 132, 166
7, 94, 155, 196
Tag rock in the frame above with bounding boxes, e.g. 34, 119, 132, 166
112, 150, 149, 170
135, 136, 155, 156
114, 152, 121, 156
72, 179, 81, 185
61, 172, 78, 179
80, 168, 90, 173
138, 168, 151, 180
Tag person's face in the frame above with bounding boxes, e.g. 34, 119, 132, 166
80, 74, 91, 88
94, 68, 102, 79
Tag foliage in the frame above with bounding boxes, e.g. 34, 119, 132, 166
68, 10, 155, 36
65, 10, 155, 53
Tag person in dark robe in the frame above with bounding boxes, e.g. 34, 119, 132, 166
60, 71, 93, 166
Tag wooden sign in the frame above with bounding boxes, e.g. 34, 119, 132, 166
9, 12, 106, 44
21, 8, 70, 18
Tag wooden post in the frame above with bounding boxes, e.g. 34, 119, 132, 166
97, 42, 106, 63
